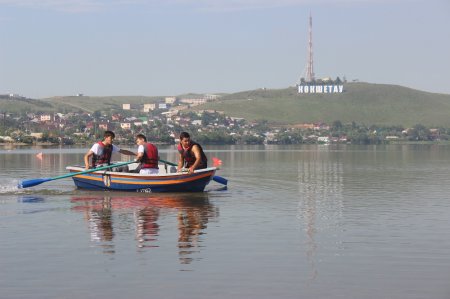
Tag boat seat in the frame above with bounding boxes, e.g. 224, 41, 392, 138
109, 162, 177, 174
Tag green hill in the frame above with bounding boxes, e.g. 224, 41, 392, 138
0, 96, 56, 113
43, 95, 162, 113
192, 82, 450, 127
0, 95, 162, 114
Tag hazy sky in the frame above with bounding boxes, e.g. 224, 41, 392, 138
1, 0, 449, 98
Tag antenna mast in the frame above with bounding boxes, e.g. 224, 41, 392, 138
305, 13, 315, 82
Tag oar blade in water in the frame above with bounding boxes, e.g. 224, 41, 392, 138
213, 176, 228, 185
19, 178, 52, 189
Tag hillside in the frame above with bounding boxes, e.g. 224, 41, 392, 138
192, 83, 450, 127
0, 96, 56, 113
43, 95, 162, 113
3, 82, 450, 127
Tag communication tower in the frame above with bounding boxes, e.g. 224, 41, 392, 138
302, 13, 315, 83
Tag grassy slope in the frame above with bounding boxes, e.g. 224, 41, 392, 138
43, 96, 161, 113
1, 95, 161, 114
0, 97, 56, 113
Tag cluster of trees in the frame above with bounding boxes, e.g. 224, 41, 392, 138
299, 76, 345, 85
268, 121, 445, 145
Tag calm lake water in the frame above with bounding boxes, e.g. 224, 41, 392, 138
1, 144, 450, 299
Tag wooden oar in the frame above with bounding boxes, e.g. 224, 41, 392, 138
159, 158, 228, 186
18, 160, 136, 189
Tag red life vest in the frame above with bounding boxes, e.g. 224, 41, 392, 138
141, 142, 159, 169
92, 141, 113, 167
177, 141, 207, 169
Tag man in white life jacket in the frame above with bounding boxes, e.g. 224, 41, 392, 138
84, 131, 136, 170
177, 131, 207, 173
135, 134, 159, 174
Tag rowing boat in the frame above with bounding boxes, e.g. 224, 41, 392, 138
66, 163, 216, 192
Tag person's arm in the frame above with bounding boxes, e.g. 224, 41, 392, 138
84, 150, 94, 170
188, 145, 202, 173
135, 145, 144, 162
136, 152, 144, 162
177, 154, 184, 172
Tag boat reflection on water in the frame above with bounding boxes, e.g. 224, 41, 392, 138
71, 193, 218, 264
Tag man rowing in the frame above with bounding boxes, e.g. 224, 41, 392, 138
84, 131, 135, 170
134, 134, 159, 174
177, 131, 207, 173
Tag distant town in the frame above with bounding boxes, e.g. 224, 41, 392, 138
0, 93, 447, 145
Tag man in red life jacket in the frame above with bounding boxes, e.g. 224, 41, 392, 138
177, 132, 207, 173
135, 134, 160, 174
84, 131, 136, 170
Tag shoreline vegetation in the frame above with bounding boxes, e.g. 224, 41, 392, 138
2, 138, 450, 147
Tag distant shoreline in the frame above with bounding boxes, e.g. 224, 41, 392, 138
2, 140, 450, 148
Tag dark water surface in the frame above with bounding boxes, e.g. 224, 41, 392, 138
1, 144, 449, 299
